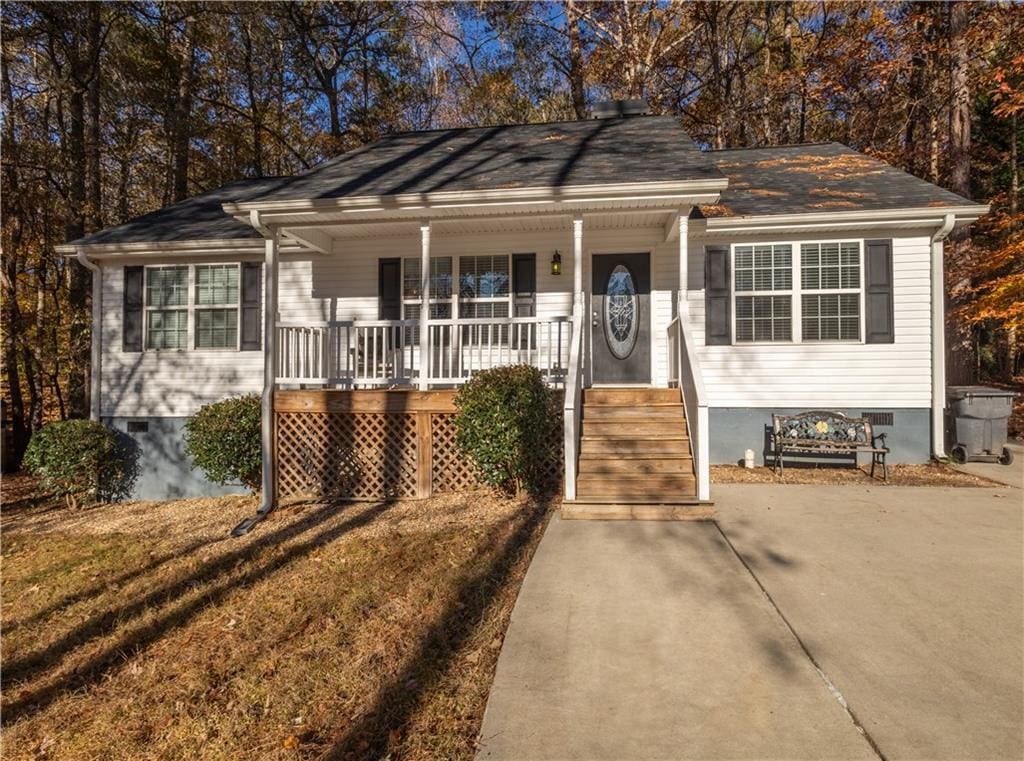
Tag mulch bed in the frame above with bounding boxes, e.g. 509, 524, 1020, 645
712, 462, 1002, 487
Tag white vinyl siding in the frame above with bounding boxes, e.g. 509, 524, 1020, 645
686, 231, 934, 408
97, 224, 934, 417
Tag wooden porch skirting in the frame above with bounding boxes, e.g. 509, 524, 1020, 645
274, 389, 563, 501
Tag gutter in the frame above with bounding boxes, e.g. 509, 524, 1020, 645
75, 249, 102, 422
930, 213, 956, 460
231, 212, 279, 537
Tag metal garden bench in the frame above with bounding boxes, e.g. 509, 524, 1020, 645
771, 410, 889, 480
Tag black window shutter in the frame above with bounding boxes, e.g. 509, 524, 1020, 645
240, 261, 262, 350
123, 266, 144, 352
704, 245, 731, 345
378, 258, 401, 320
512, 253, 536, 317
864, 239, 895, 344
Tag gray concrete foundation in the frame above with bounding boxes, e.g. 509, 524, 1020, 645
709, 407, 931, 464
105, 416, 247, 501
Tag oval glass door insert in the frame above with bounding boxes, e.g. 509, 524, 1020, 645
604, 264, 639, 359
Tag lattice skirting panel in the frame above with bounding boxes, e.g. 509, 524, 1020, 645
275, 390, 563, 501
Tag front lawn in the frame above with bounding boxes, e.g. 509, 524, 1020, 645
1, 480, 552, 760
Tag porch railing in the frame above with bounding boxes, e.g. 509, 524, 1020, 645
276, 316, 571, 388
562, 295, 585, 501
667, 300, 710, 501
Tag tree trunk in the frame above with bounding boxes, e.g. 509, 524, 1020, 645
171, 18, 195, 202
948, 1, 972, 199
86, 3, 103, 231
1011, 112, 1019, 217
567, 0, 586, 119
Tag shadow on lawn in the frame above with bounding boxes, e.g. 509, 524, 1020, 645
319, 493, 553, 759
6, 532, 228, 634
2, 498, 397, 725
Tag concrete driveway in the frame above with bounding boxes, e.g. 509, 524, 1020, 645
478, 483, 1023, 760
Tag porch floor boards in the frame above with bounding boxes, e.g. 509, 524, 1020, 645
564, 387, 710, 521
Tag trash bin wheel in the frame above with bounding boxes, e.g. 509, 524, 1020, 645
950, 445, 969, 464
999, 447, 1014, 466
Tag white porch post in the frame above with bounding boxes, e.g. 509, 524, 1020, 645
419, 222, 431, 390
572, 216, 583, 304
260, 230, 279, 509
678, 209, 690, 314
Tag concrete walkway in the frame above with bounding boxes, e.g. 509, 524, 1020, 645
477, 518, 875, 760
952, 440, 1024, 488
478, 482, 1023, 761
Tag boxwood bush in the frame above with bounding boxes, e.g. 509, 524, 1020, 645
23, 420, 137, 508
183, 394, 262, 492
453, 365, 558, 494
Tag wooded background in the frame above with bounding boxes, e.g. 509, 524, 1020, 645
2, 1, 1022, 464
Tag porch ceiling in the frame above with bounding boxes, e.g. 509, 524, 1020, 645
293, 209, 673, 240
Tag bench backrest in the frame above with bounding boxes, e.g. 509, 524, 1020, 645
772, 410, 872, 447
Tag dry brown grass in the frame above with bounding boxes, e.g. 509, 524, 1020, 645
712, 462, 1000, 487
1, 479, 554, 760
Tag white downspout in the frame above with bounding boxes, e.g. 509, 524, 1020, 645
76, 249, 102, 422
930, 213, 955, 459
233, 214, 278, 536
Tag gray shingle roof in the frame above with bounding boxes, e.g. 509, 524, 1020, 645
704, 142, 977, 218
66, 176, 288, 247
249, 115, 721, 202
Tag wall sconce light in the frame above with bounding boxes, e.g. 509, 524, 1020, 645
551, 250, 562, 275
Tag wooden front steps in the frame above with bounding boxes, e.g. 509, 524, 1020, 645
563, 387, 713, 521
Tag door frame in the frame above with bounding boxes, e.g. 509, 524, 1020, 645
586, 249, 655, 387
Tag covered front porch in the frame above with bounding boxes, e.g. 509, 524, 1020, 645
229, 193, 716, 510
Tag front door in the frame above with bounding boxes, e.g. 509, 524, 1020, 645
591, 253, 650, 384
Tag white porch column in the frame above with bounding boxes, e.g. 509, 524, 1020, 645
260, 230, 279, 509
572, 216, 583, 305
677, 209, 690, 315
419, 222, 431, 390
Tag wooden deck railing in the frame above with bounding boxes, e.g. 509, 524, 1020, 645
276, 316, 571, 388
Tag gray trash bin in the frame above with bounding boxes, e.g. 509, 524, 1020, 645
947, 386, 1015, 465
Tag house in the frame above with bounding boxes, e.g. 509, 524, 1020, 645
58, 103, 988, 519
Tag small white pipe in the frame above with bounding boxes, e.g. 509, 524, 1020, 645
930, 213, 955, 459
76, 249, 102, 422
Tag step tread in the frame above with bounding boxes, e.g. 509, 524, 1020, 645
561, 503, 714, 521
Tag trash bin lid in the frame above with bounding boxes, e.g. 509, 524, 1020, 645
947, 385, 1017, 398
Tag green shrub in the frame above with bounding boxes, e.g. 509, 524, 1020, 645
454, 365, 558, 494
23, 420, 137, 508
183, 394, 263, 492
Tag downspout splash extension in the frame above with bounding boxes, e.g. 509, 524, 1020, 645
232, 215, 279, 537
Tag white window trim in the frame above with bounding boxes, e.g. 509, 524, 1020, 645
731, 243, 796, 345
142, 263, 241, 353
730, 239, 866, 345
194, 263, 242, 351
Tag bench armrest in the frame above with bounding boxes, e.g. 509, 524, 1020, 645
872, 431, 888, 450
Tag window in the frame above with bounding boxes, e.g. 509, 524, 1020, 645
402, 258, 452, 343
195, 264, 239, 348
736, 295, 792, 342
458, 255, 510, 320
145, 266, 188, 349
800, 242, 861, 341
733, 244, 792, 343
143, 263, 243, 351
